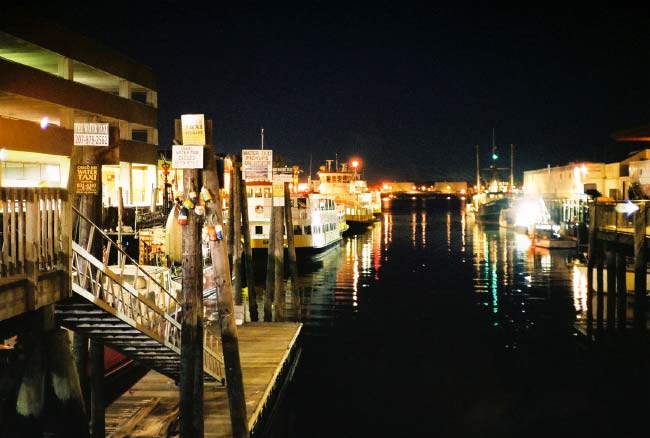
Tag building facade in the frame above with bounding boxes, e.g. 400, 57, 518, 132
0, 16, 158, 206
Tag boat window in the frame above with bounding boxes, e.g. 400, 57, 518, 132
247, 188, 254, 198
294, 225, 302, 235
297, 197, 307, 208
263, 187, 272, 198
319, 199, 326, 210
255, 225, 263, 235
253, 187, 263, 198
304, 225, 311, 235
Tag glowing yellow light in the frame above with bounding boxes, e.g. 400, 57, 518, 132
351, 160, 359, 169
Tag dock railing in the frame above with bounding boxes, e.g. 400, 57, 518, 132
593, 200, 650, 235
72, 205, 225, 382
1, 187, 70, 278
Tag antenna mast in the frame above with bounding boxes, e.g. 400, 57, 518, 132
261, 127, 264, 150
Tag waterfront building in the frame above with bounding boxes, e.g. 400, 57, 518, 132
0, 16, 158, 207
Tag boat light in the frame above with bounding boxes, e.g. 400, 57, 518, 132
40, 116, 49, 129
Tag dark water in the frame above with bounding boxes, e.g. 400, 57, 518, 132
268, 197, 650, 437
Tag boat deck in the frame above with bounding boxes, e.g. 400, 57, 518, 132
106, 322, 302, 438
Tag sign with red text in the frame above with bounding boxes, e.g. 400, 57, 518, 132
172, 145, 203, 169
242, 149, 273, 181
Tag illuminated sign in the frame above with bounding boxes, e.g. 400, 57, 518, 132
181, 114, 206, 145
74, 123, 109, 146
76, 164, 99, 194
272, 181, 285, 206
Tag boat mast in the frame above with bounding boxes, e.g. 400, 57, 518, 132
475, 144, 480, 193
510, 143, 514, 191
261, 127, 264, 150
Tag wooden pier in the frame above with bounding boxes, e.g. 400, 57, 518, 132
581, 201, 650, 338
106, 322, 302, 438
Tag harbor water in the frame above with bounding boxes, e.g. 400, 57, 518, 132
264, 197, 650, 437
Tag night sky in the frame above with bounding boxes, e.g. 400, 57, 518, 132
21, 3, 650, 184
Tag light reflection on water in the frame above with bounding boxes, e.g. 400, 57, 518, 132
283, 197, 592, 437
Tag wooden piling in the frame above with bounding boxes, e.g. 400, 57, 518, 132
606, 250, 616, 332
240, 168, 258, 322
227, 157, 235, 261
284, 182, 301, 321
203, 147, 248, 438
273, 205, 285, 322
596, 244, 604, 336
232, 156, 243, 305
586, 204, 595, 337
633, 202, 647, 333
179, 169, 204, 438
90, 339, 105, 438
265, 203, 275, 322
616, 251, 627, 331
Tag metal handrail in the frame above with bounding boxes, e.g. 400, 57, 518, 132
71, 205, 225, 383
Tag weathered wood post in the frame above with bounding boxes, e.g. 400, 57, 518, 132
203, 147, 248, 438
69, 138, 105, 438
227, 156, 235, 262
264, 201, 276, 322
173, 116, 206, 438
616, 252, 627, 331
179, 169, 204, 438
272, 199, 285, 322
90, 340, 104, 438
633, 202, 647, 334
596, 243, 605, 338
606, 249, 616, 333
240, 169, 258, 322
586, 203, 596, 338
284, 182, 301, 321
232, 155, 243, 306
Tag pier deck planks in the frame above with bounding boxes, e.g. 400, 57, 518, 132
106, 322, 302, 438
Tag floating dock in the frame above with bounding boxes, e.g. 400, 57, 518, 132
106, 322, 302, 438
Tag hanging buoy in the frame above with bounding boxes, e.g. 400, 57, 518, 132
215, 224, 224, 240
195, 205, 205, 216
201, 186, 212, 202
207, 225, 217, 241
178, 206, 189, 225
183, 198, 194, 209
189, 190, 199, 205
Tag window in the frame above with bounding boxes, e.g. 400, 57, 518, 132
294, 225, 303, 235
255, 225, 263, 235
263, 187, 272, 198
304, 225, 311, 235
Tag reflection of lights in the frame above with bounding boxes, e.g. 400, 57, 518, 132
0, 148, 6, 161
514, 233, 532, 251
572, 265, 587, 313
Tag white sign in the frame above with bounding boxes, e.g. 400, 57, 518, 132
242, 149, 273, 181
273, 167, 293, 182
181, 114, 206, 145
272, 181, 285, 206
172, 145, 204, 169
74, 123, 109, 146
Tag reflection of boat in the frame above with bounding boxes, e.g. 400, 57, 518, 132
245, 181, 344, 251
498, 207, 516, 228
315, 158, 376, 229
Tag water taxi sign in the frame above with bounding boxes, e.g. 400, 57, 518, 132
74, 123, 109, 146
242, 149, 273, 181
172, 145, 204, 169
273, 166, 293, 182
181, 114, 206, 145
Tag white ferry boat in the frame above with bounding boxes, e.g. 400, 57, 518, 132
314, 159, 376, 229
246, 181, 344, 251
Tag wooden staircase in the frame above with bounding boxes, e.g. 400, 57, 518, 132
55, 207, 225, 383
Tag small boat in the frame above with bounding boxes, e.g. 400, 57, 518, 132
245, 181, 344, 251
530, 224, 576, 250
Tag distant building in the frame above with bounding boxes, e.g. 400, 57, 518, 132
432, 181, 467, 194
0, 16, 158, 206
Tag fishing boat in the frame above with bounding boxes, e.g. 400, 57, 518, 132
472, 133, 517, 225
530, 224, 577, 249
246, 181, 344, 251
314, 158, 376, 230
